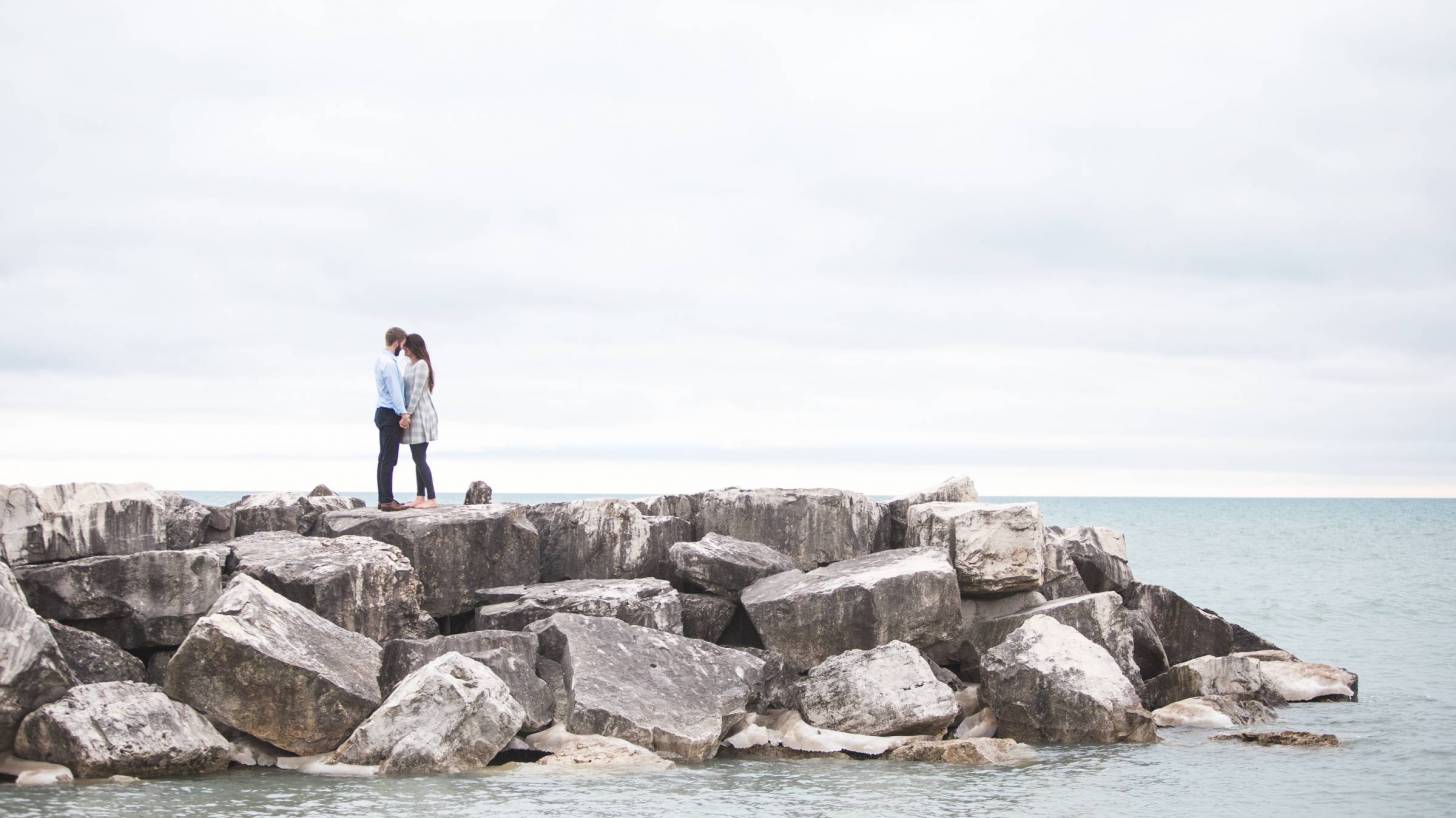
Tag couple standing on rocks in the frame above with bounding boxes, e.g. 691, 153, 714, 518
374, 326, 440, 512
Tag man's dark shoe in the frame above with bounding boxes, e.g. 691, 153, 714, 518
378, 501, 408, 512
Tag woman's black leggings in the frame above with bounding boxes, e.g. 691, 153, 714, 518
410, 443, 436, 499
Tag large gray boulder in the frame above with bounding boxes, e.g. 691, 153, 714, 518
696, 488, 883, 569
904, 502, 1045, 595
1143, 654, 1276, 710
681, 593, 737, 642
164, 574, 382, 755
474, 578, 683, 634
796, 641, 958, 737
1, 482, 167, 565
15, 681, 229, 778
1039, 534, 1091, 600
980, 615, 1156, 744
668, 532, 797, 598
463, 481, 493, 505
230, 491, 362, 536
741, 547, 960, 670
316, 505, 540, 617
631, 493, 701, 523
379, 630, 552, 730
526, 613, 765, 761
14, 547, 227, 649
159, 493, 235, 549
1043, 526, 1133, 594
961, 592, 1142, 687
334, 653, 524, 775
230, 532, 435, 642
527, 499, 665, 581
644, 516, 693, 576
882, 475, 978, 551
1123, 584, 1233, 666
45, 620, 145, 685
0, 565, 75, 751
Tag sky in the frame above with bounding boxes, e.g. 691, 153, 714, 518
1, 1, 1452, 497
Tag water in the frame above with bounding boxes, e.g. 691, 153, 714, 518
4, 497, 1453, 817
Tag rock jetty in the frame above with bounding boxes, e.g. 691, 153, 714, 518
0, 478, 1358, 783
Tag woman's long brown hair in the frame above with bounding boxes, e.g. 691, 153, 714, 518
404, 333, 435, 391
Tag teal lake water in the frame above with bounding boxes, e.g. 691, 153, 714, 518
4, 496, 1453, 817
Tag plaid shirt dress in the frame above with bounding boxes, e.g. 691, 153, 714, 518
402, 360, 439, 444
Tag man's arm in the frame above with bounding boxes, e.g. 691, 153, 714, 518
387, 361, 408, 416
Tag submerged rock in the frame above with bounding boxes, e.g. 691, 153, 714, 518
882, 475, 979, 552
379, 631, 552, 730
230, 491, 362, 536
527, 613, 764, 761
316, 505, 540, 617
980, 615, 1157, 745
15, 547, 227, 649
474, 578, 683, 634
962, 592, 1142, 687
796, 641, 958, 737
1212, 730, 1339, 747
887, 737, 1034, 765
681, 593, 737, 642
668, 532, 797, 598
696, 488, 883, 569
0, 565, 76, 751
164, 575, 382, 755
904, 502, 1046, 595
721, 710, 920, 757
45, 620, 145, 684
1, 482, 167, 565
334, 653, 524, 775
527, 499, 665, 581
1151, 695, 1278, 728
229, 532, 435, 642
15, 681, 228, 779
741, 547, 961, 670
463, 481, 494, 505
525, 724, 674, 770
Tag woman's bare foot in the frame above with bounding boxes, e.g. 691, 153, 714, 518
417, 499, 439, 509
402, 498, 426, 509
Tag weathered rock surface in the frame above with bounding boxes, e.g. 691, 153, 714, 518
741, 547, 960, 670
960, 591, 1047, 626
474, 578, 683, 634
0, 753, 75, 786
46, 620, 145, 684
1250, 658, 1358, 702
1126, 607, 1172, 680
980, 615, 1157, 744
1123, 583, 1233, 666
644, 516, 693, 578
334, 653, 524, 775
631, 493, 701, 523
1151, 695, 1278, 728
316, 505, 540, 617
1044, 526, 1134, 594
464, 481, 493, 505
15, 681, 228, 778
882, 475, 979, 551
379, 631, 552, 730
681, 593, 736, 642
1039, 534, 1091, 600
2, 483, 167, 565
528, 499, 665, 581
721, 710, 921, 757
526, 724, 675, 769
230, 491, 362, 536
669, 533, 797, 598
904, 502, 1045, 595
887, 737, 1034, 765
696, 488, 883, 569
230, 532, 435, 642
164, 575, 382, 755
0, 566, 75, 751
144, 651, 173, 687
953, 707, 998, 739
1212, 730, 1339, 747
527, 613, 764, 761
962, 592, 1142, 687
796, 641, 958, 737
1143, 655, 1277, 710
15, 547, 227, 649
160, 493, 234, 549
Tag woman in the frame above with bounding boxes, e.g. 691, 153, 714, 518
399, 333, 440, 508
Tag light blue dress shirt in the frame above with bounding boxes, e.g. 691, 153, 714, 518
375, 350, 407, 415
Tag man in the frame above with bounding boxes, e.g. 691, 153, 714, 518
374, 327, 414, 511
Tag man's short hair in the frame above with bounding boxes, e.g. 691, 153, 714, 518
385, 327, 407, 346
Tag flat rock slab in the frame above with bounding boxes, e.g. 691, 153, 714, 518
15, 547, 227, 649
380, 630, 553, 730
980, 615, 1156, 745
681, 593, 736, 642
669, 533, 797, 598
230, 492, 363, 536
334, 652, 524, 775
474, 578, 683, 634
527, 613, 765, 761
0, 565, 76, 751
45, 620, 145, 685
1152, 695, 1278, 728
741, 547, 960, 670
883, 475, 979, 552
1213, 730, 1339, 747
164, 575, 382, 755
796, 641, 958, 737
1, 482, 168, 566
317, 504, 540, 617
961, 592, 1142, 687
696, 488, 883, 570
230, 532, 436, 642
527, 499, 662, 581
16, 681, 228, 779
904, 502, 1045, 595
887, 737, 1034, 765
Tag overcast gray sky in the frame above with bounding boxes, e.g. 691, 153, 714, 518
2, 1, 1452, 496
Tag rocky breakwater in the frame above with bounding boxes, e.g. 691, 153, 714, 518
0, 477, 1359, 785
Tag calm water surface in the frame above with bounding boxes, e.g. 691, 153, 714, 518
4, 496, 1452, 817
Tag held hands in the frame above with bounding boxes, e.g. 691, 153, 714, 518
399, 413, 412, 430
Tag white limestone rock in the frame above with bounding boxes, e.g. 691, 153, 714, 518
334, 652, 525, 775
962, 592, 1143, 688
474, 577, 683, 634
1151, 695, 1278, 728
904, 502, 1046, 595
1, 483, 170, 566
527, 499, 666, 581
0, 565, 76, 751
230, 491, 362, 536
379, 630, 553, 730
696, 488, 884, 570
669, 532, 798, 598
1143, 655, 1276, 710
887, 737, 1034, 765
525, 724, 674, 770
0, 753, 75, 786
882, 475, 979, 551
721, 710, 924, 757
1252, 658, 1358, 702
953, 707, 998, 739
796, 641, 958, 737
